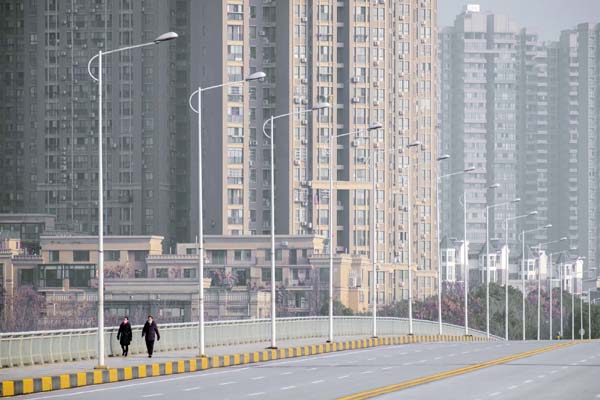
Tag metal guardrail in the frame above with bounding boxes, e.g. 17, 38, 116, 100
0, 317, 494, 368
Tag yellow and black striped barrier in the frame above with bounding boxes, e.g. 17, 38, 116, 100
0, 334, 490, 397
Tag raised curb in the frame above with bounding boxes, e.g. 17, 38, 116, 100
0, 334, 490, 397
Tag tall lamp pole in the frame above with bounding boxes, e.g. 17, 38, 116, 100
519, 224, 552, 340
188, 71, 265, 356
87, 31, 178, 368
503, 210, 537, 340
327, 122, 382, 341
406, 141, 422, 335
436, 162, 475, 335
262, 103, 330, 349
535, 237, 567, 341
485, 187, 519, 338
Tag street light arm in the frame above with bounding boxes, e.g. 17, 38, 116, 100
87, 53, 100, 81
439, 170, 470, 180
262, 108, 319, 139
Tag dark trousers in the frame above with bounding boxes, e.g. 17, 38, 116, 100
146, 340, 155, 356
121, 344, 129, 355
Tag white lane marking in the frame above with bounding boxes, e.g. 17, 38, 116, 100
550, 370, 558, 374
402, 362, 413, 366
281, 386, 296, 390
311, 380, 325, 384
462, 351, 471, 354
595, 394, 600, 398
360, 370, 375, 374
183, 387, 201, 392
367, 357, 376, 361
507, 385, 518, 390
399, 352, 408, 356
449, 353, 456, 357
524, 380, 533, 384
346, 361, 358, 364
142, 395, 163, 398
418, 359, 427, 363
280, 372, 292, 375
384, 355, 392, 358
381, 367, 393, 370
248, 393, 265, 397
23, 367, 251, 400
537, 375, 545, 379
562, 366, 569, 369
338, 375, 350, 379
306, 367, 318, 371
580, 359, 588, 363
219, 381, 237, 386
251, 376, 265, 380
489, 392, 501, 397
415, 350, 423, 353
434, 357, 442, 360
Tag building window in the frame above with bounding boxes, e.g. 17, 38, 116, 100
156, 268, 168, 278
261, 267, 282, 282
105, 251, 120, 262
133, 251, 148, 262
226, 4, 243, 20
49, 250, 59, 262
73, 250, 90, 262
234, 250, 252, 261
184, 268, 196, 278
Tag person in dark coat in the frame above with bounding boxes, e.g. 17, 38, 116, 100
141, 315, 160, 358
116, 316, 132, 356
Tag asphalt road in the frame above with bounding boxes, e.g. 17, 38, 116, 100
18, 340, 597, 400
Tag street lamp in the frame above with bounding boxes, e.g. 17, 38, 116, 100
188, 71, 265, 357
326, 122, 382, 341
87, 31, 178, 368
406, 141, 423, 335
485, 188, 520, 338
503, 210, 538, 340
536, 236, 567, 340
519, 224, 552, 340
435, 161, 475, 335
262, 102, 331, 349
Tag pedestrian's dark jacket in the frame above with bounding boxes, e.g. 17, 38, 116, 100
142, 320, 160, 342
117, 321, 132, 345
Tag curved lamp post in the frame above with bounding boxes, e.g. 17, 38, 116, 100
87, 31, 178, 368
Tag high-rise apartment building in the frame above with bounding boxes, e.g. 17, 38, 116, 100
439, 5, 521, 251
195, 0, 440, 300
0, 0, 191, 249
552, 23, 600, 286
516, 29, 550, 244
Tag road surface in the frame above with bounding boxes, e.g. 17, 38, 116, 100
18, 340, 597, 399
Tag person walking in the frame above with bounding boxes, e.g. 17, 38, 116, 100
116, 316, 132, 356
141, 315, 160, 358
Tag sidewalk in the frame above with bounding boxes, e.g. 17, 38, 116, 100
0, 334, 490, 397
0, 336, 360, 382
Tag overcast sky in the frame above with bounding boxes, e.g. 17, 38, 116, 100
438, 0, 600, 40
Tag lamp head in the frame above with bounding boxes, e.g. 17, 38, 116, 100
528, 211, 538, 216
245, 71, 266, 81
312, 102, 331, 110
464, 167, 476, 173
407, 141, 422, 148
368, 122, 383, 130
512, 198, 521, 203
559, 237, 568, 241
437, 154, 451, 161
489, 183, 500, 189
153, 32, 178, 43
544, 224, 552, 228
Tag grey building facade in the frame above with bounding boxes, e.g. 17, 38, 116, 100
0, 0, 191, 249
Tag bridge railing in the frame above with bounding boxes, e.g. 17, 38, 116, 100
0, 317, 493, 368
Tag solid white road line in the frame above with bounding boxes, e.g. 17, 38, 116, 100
219, 381, 237, 386
251, 376, 265, 380
280, 386, 296, 390
381, 367, 393, 370
280, 372, 292, 375
182, 387, 201, 392
142, 395, 163, 398
248, 392, 265, 397
337, 375, 350, 379
507, 385, 518, 390
311, 380, 325, 384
